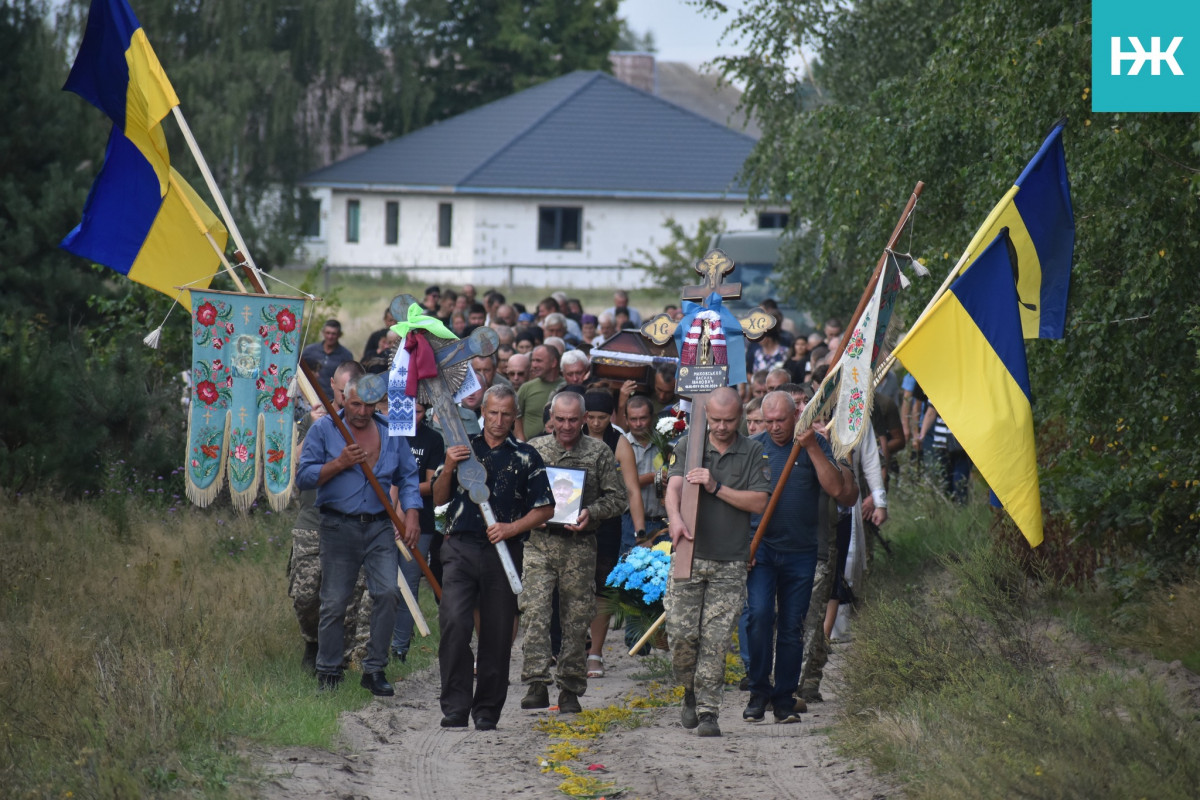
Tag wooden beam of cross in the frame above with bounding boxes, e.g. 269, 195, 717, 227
635, 248, 775, 580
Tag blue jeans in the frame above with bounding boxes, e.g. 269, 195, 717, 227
744, 543, 818, 707
317, 515, 401, 676
391, 531, 434, 656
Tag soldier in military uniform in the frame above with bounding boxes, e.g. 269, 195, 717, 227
665, 387, 771, 737
520, 391, 627, 714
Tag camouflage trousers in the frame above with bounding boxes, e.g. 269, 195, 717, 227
287, 527, 371, 663
519, 532, 597, 696
799, 557, 833, 696
665, 557, 747, 719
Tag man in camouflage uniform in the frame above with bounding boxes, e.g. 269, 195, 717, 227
665, 387, 771, 737
286, 361, 371, 671
520, 391, 626, 713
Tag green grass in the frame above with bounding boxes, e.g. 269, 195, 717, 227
836, 481, 1200, 799
0, 490, 440, 798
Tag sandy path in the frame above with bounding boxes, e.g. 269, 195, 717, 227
256, 630, 893, 799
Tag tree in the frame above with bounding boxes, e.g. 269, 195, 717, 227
370, 0, 622, 136
623, 216, 726, 291
0, 2, 190, 494
615, 18, 656, 52
117, 0, 385, 267
702, 0, 1200, 561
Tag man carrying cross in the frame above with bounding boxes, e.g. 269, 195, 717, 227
664, 387, 771, 737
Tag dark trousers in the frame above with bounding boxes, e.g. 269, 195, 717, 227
317, 515, 400, 676
745, 543, 818, 708
438, 534, 523, 724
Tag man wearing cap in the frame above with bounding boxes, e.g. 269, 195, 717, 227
301, 319, 355, 399
520, 392, 627, 714
297, 373, 422, 696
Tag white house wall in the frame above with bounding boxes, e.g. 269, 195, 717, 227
298, 192, 759, 289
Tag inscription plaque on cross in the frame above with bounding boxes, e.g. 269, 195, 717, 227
637, 249, 775, 579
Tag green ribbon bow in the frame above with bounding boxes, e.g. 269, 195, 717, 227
389, 301, 457, 341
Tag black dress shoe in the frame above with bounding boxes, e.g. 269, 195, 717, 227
440, 714, 469, 728
474, 718, 497, 731
317, 672, 343, 691
360, 671, 394, 697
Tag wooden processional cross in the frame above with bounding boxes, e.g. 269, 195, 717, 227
638, 249, 775, 579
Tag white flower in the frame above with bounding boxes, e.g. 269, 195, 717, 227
656, 417, 676, 435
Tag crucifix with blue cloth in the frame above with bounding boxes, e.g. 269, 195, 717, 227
638, 249, 776, 578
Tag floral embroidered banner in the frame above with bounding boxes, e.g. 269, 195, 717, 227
830, 256, 903, 460
185, 289, 306, 512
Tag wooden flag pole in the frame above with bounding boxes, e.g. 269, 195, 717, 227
171, 106, 262, 275
166, 118, 324, 407
747, 181, 924, 565
874, 182, 1020, 379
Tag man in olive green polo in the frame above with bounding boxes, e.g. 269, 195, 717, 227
665, 387, 771, 737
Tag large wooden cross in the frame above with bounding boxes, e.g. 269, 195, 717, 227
638, 249, 775, 579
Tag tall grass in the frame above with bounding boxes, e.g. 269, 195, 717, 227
0, 491, 438, 798
836, 482, 1200, 799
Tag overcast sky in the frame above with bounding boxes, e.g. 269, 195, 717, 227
619, 0, 811, 78
619, 0, 745, 67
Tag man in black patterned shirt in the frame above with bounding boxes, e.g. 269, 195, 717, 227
433, 385, 555, 730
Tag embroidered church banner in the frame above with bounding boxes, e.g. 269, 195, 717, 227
185, 289, 306, 512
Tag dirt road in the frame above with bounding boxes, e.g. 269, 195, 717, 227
257, 630, 892, 799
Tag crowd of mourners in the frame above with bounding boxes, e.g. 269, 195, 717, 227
289, 283, 970, 736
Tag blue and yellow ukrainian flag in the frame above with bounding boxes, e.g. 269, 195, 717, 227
958, 122, 1075, 340
893, 229, 1043, 546
60, 0, 225, 306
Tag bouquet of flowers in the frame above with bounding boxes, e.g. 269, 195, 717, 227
649, 412, 687, 497
602, 541, 673, 644
649, 412, 688, 457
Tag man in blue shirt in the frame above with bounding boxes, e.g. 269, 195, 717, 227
297, 373, 421, 696
743, 391, 850, 723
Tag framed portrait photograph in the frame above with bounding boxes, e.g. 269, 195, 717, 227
546, 466, 587, 526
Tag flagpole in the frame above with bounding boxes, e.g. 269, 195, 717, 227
167, 170, 251, 293
170, 106, 264, 278
749, 181, 924, 564
874, 185, 1019, 379
166, 127, 319, 407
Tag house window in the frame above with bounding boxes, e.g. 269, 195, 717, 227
438, 202, 452, 247
758, 212, 789, 229
538, 206, 582, 250
385, 201, 399, 245
346, 199, 360, 243
299, 198, 321, 238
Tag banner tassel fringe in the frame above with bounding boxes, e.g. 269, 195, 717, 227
184, 411, 230, 508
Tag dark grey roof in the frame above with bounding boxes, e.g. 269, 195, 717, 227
302, 71, 756, 199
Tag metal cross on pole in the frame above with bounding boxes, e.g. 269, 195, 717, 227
389, 296, 524, 594
636, 249, 774, 580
